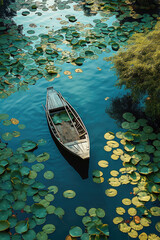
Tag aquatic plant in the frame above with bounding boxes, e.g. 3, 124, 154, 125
103, 112, 160, 239
0, 114, 65, 239
112, 21, 160, 119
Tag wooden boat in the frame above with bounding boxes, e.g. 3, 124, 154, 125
45, 87, 90, 160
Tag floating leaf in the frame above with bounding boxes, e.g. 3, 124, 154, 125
36, 152, 50, 162
15, 220, 29, 234
18, 124, 26, 129
63, 190, 76, 199
0, 114, 9, 120
98, 160, 109, 168
128, 229, 138, 238
75, 206, 87, 216
96, 208, 105, 218
104, 132, 115, 140
0, 220, 10, 231
2, 132, 13, 141
11, 118, 19, 125
116, 207, 125, 215
107, 140, 119, 148
150, 207, 160, 216
155, 222, 160, 232
69, 226, 82, 237
119, 223, 131, 233
139, 232, 148, 240
113, 217, 123, 224
122, 198, 131, 205
128, 208, 137, 216
92, 170, 103, 177
42, 224, 56, 234
105, 188, 117, 197
21, 140, 37, 151
31, 203, 47, 218
54, 207, 65, 218
44, 171, 54, 179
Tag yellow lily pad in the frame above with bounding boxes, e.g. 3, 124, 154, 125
105, 188, 117, 197
98, 160, 109, 168
116, 207, 125, 215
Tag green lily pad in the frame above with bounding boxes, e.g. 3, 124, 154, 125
63, 190, 76, 199
42, 224, 56, 234
36, 231, 48, 240
96, 208, 105, 218
69, 226, 82, 237
81, 233, 90, 240
0, 220, 10, 231
97, 224, 109, 236
36, 152, 50, 162
46, 205, 56, 214
0, 114, 9, 120
75, 206, 87, 216
113, 217, 124, 224
155, 222, 160, 232
18, 124, 26, 129
44, 171, 54, 179
124, 132, 134, 141
45, 194, 54, 202
31, 203, 47, 218
48, 185, 58, 194
32, 163, 44, 172
88, 208, 96, 217
54, 207, 65, 218
92, 170, 103, 177
21, 140, 37, 151
15, 220, 29, 234
2, 132, 13, 141
143, 126, 153, 133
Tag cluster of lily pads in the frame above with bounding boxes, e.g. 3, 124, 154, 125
67, 207, 109, 239
0, 113, 67, 239
0, 0, 159, 99
103, 112, 160, 239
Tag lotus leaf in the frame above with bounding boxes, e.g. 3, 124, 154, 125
113, 217, 123, 225
69, 226, 82, 237
92, 170, 103, 177
122, 198, 131, 205
63, 190, 76, 199
48, 185, 58, 194
119, 222, 131, 233
46, 205, 56, 214
75, 206, 87, 216
97, 224, 109, 236
88, 208, 96, 217
36, 152, 50, 162
36, 231, 48, 240
0, 114, 9, 120
139, 232, 148, 240
140, 217, 151, 227
44, 171, 54, 179
98, 160, 109, 168
32, 163, 44, 172
124, 142, 135, 152
128, 207, 137, 216
21, 140, 37, 152
116, 207, 125, 215
150, 207, 160, 216
2, 132, 13, 141
116, 131, 124, 139
104, 145, 112, 152
15, 220, 29, 234
45, 194, 54, 202
130, 221, 143, 231
120, 154, 131, 162
22, 229, 36, 240
42, 224, 56, 234
113, 149, 123, 156
155, 222, 160, 232
31, 203, 47, 218
29, 170, 37, 179
124, 132, 134, 141
54, 207, 65, 218
110, 170, 119, 177
128, 229, 138, 238
0, 220, 10, 231
143, 126, 153, 133
148, 234, 160, 240
104, 132, 115, 140
81, 233, 90, 240
96, 208, 105, 218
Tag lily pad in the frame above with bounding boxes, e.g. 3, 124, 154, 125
98, 160, 109, 168
42, 224, 56, 234
44, 171, 54, 180
119, 222, 131, 233
21, 140, 37, 152
0, 220, 10, 231
104, 132, 115, 140
96, 208, 105, 218
15, 220, 29, 234
63, 190, 76, 199
69, 226, 82, 237
75, 206, 87, 216
105, 188, 117, 197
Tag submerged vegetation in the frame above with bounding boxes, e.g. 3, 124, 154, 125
112, 22, 160, 119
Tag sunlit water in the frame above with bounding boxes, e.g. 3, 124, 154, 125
0, 1, 158, 239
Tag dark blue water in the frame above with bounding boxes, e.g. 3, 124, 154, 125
1, 52, 134, 239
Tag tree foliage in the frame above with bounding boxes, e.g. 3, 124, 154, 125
112, 21, 160, 118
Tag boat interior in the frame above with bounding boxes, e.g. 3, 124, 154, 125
49, 107, 86, 144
